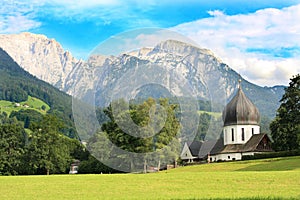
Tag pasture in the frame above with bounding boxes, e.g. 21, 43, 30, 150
0, 95, 50, 115
0, 156, 299, 200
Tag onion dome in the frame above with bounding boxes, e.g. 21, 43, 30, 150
222, 80, 260, 126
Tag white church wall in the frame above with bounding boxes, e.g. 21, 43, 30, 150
209, 153, 242, 162
223, 125, 260, 145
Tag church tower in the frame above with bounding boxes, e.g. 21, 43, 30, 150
222, 80, 260, 145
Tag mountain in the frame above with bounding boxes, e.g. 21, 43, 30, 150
0, 47, 76, 138
66, 40, 285, 118
0, 33, 285, 118
0, 32, 82, 90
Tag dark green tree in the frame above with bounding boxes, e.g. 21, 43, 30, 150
0, 123, 25, 175
91, 98, 180, 172
24, 115, 72, 175
270, 74, 300, 151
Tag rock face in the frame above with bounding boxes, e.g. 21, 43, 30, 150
0, 33, 285, 117
0, 32, 79, 90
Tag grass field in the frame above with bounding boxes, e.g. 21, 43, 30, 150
0, 96, 50, 115
0, 156, 299, 200
198, 110, 222, 118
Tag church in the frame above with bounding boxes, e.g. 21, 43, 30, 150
180, 80, 273, 163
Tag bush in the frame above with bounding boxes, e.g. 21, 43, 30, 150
242, 150, 300, 160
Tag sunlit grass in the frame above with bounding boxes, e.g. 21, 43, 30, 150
0, 156, 299, 199
0, 95, 49, 115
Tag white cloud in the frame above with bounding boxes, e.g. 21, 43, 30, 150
0, 0, 42, 33
207, 10, 225, 17
172, 4, 300, 86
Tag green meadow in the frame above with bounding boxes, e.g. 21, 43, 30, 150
0, 156, 299, 200
198, 110, 222, 118
0, 96, 50, 115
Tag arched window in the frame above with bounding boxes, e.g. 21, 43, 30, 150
231, 128, 234, 141
242, 128, 245, 141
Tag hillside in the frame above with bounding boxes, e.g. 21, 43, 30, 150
0, 48, 77, 138
0, 96, 50, 116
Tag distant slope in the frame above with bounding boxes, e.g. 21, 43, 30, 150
0, 48, 77, 138
0, 96, 49, 115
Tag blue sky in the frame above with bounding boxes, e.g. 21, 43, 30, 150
1, 0, 300, 86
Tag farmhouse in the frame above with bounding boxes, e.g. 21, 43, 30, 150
181, 80, 273, 163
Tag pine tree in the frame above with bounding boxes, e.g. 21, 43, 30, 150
270, 74, 300, 151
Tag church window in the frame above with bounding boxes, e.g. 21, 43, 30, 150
252, 128, 254, 135
242, 128, 245, 141
231, 128, 234, 141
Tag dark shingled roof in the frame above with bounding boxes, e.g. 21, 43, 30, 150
210, 138, 224, 155
198, 140, 218, 159
242, 134, 271, 152
222, 86, 260, 126
188, 141, 202, 156
210, 134, 272, 155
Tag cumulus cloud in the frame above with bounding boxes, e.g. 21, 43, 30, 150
0, 0, 42, 33
172, 4, 300, 86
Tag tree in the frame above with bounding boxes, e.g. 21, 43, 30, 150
0, 123, 25, 175
270, 74, 300, 151
24, 115, 72, 175
90, 98, 180, 172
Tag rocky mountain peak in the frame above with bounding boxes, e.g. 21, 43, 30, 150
0, 32, 79, 90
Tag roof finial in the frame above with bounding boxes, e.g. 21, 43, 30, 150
238, 79, 242, 89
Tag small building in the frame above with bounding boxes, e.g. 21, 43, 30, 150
180, 141, 202, 163
69, 160, 80, 174
180, 140, 218, 163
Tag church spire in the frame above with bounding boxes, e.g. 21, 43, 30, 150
222, 78, 260, 126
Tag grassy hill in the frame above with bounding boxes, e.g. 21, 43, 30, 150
0, 95, 50, 115
0, 156, 299, 200
198, 110, 222, 118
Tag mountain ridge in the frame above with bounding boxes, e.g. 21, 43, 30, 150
0, 32, 79, 90
0, 33, 285, 118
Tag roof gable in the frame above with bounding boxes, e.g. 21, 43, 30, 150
243, 134, 273, 152
180, 142, 195, 159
